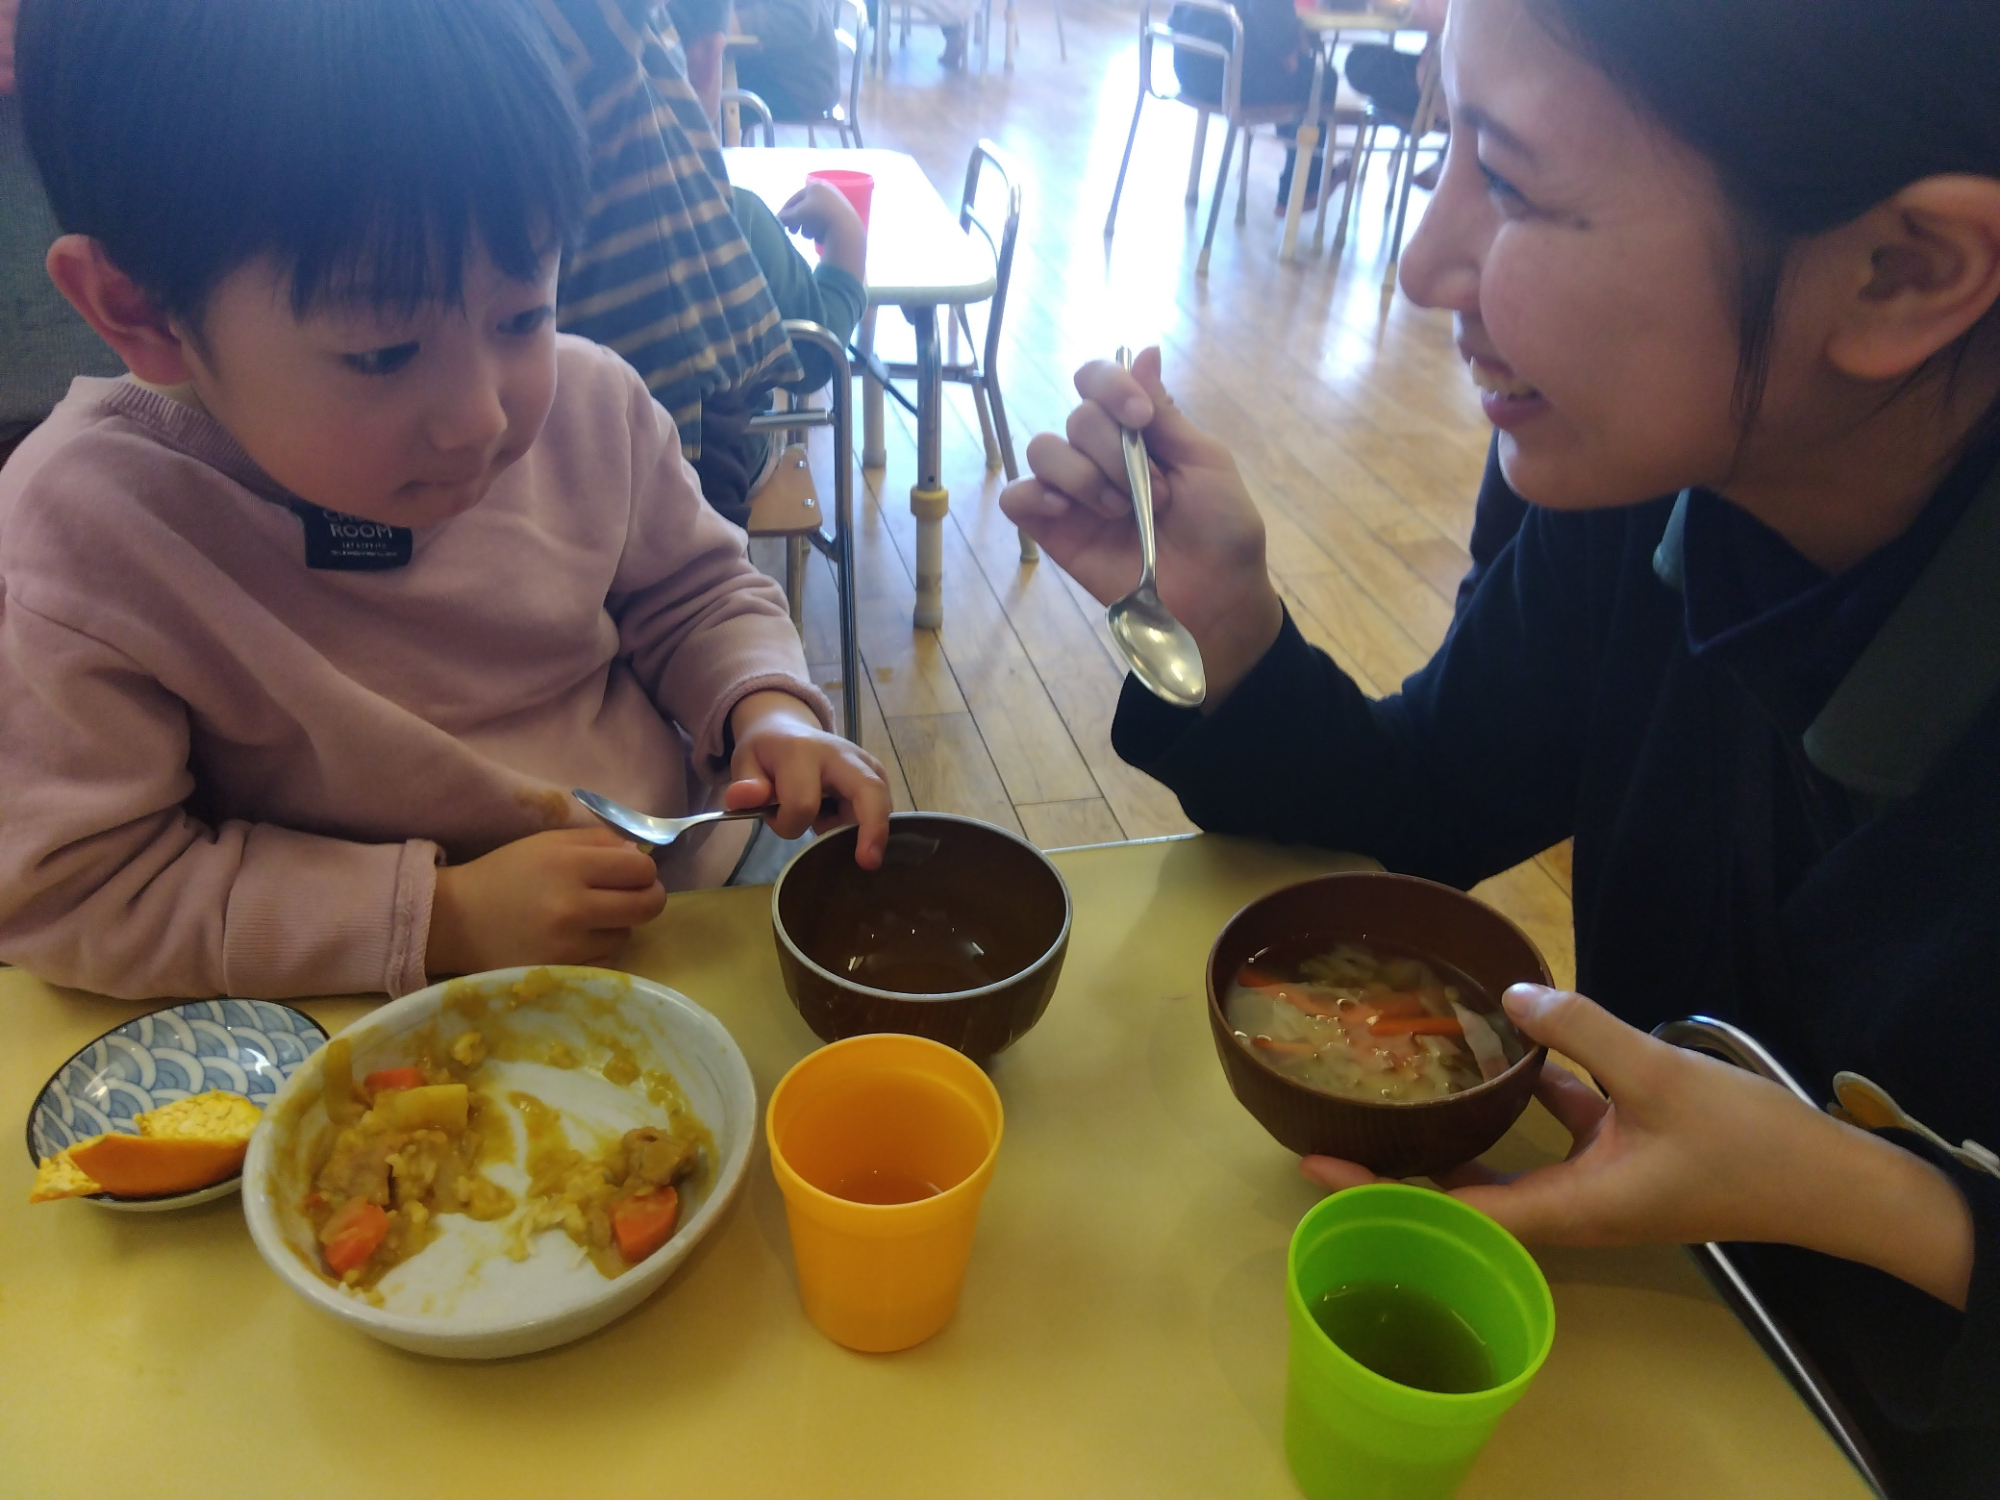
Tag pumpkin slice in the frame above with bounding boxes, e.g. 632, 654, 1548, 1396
31, 1089, 262, 1202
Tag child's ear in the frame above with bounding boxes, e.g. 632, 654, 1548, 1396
45, 236, 199, 385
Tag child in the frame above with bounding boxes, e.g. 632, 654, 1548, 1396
0, 0, 890, 1002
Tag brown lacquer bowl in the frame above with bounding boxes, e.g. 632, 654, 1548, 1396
1207, 872, 1551, 1179
771, 814, 1072, 1062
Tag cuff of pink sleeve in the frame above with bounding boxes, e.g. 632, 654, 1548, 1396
223, 831, 443, 998
698, 673, 837, 774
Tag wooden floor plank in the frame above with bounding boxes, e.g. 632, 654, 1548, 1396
1017, 797, 1128, 850
884, 711, 1026, 834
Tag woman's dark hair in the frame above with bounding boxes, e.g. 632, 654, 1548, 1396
1530, 0, 2000, 419
17, 0, 591, 324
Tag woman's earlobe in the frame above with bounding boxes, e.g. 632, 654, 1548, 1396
43, 236, 195, 385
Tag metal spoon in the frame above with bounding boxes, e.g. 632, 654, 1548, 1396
574, 788, 787, 849
1831, 1071, 2000, 1178
1106, 346, 1206, 709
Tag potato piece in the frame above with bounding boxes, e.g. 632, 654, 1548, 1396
376, 1083, 469, 1132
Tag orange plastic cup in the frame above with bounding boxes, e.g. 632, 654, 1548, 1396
805, 167, 875, 230
766, 1033, 1003, 1352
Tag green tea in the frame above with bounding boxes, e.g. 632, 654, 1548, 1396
1310, 1281, 1494, 1394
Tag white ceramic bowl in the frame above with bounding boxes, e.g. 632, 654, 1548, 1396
242, 967, 755, 1359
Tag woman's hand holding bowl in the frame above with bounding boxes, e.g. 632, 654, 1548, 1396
1001, 348, 1286, 709
1303, 984, 1978, 1310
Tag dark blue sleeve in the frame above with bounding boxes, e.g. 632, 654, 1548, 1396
1112, 468, 1600, 889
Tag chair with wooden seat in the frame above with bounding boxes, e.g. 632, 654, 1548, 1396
743, 321, 861, 743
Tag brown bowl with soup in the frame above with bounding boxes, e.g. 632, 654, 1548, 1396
1207, 872, 1550, 1179
771, 813, 1072, 1062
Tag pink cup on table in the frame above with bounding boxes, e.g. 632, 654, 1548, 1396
806, 168, 875, 230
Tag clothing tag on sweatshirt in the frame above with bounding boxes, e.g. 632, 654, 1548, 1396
293, 505, 413, 570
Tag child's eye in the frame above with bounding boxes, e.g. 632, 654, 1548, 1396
500, 306, 554, 337
342, 343, 420, 376
1477, 160, 1529, 215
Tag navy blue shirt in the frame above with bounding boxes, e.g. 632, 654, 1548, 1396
1116, 443, 2000, 1498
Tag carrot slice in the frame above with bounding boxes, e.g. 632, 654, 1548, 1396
612, 1187, 680, 1263
1368, 991, 1430, 1019
320, 1197, 389, 1275
364, 1066, 428, 1095
1367, 1015, 1464, 1037
67, 1134, 248, 1196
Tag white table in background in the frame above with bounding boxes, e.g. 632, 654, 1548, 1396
727, 146, 995, 630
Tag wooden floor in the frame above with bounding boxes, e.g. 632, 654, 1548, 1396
764, 0, 1575, 984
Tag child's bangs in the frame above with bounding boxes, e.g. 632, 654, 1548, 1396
276, 1, 588, 317
22, 0, 587, 324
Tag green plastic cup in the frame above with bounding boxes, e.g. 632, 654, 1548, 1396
1284, 1184, 1555, 1500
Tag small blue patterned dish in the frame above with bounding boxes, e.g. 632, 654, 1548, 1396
27, 999, 330, 1212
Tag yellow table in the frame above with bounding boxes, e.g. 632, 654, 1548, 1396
1, 837, 1869, 1499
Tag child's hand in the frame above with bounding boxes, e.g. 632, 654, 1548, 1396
727, 690, 891, 868
778, 181, 867, 281
426, 827, 666, 976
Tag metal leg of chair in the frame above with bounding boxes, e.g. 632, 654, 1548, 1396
1185, 108, 1210, 207
1311, 121, 1345, 251
1382, 128, 1421, 302
1381, 133, 1405, 225
1332, 121, 1371, 254
1105, 93, 1146, 236
1053, 0, 1066, 60
784, 535, 808, 628
981, 372, 1034, 562
970, 381, 1003, 471
1195, 125, 1238, 277
1234, 126, 1252, 226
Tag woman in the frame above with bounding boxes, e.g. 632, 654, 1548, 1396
1004, 0, 2000, 1493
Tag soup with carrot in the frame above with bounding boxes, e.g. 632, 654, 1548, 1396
1225, 940, 1524, 1103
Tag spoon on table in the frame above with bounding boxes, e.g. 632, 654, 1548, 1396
1106, 346, 1206, 709
574, 788, 806, 850
1830, 1071, 2000, 1179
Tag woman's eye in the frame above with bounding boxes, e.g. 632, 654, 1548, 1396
501, 306, 554, 337
342, 343, 419, 376
1477, 160, 1528, 213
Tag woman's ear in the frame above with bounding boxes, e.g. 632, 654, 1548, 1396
44, 235, 197, 385
1822, 175, 2000, 382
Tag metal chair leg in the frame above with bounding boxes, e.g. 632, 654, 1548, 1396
1234, 125, 1252, 226
1106, 92, 1146, 236
1053, 0, 1066, 60
784, 535, 809, 627
1312, 120, 1347, 251
1185, 107, 1210, 207
1333, 120, 1372, 254
1195, 124, 1238, 276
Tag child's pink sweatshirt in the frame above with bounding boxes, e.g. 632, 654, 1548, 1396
0, 336, 829, 1000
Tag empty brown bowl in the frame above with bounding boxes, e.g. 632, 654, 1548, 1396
1206, 871, 1551, 1179
771, 813, 1071, 1062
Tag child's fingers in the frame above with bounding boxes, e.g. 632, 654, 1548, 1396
578, 881, 667, 930
765, 752, 828, 840
724, 774, 777, 811
1072, 357, 1155, 429
818, 750, 892, 869
576, 844, 665, 890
